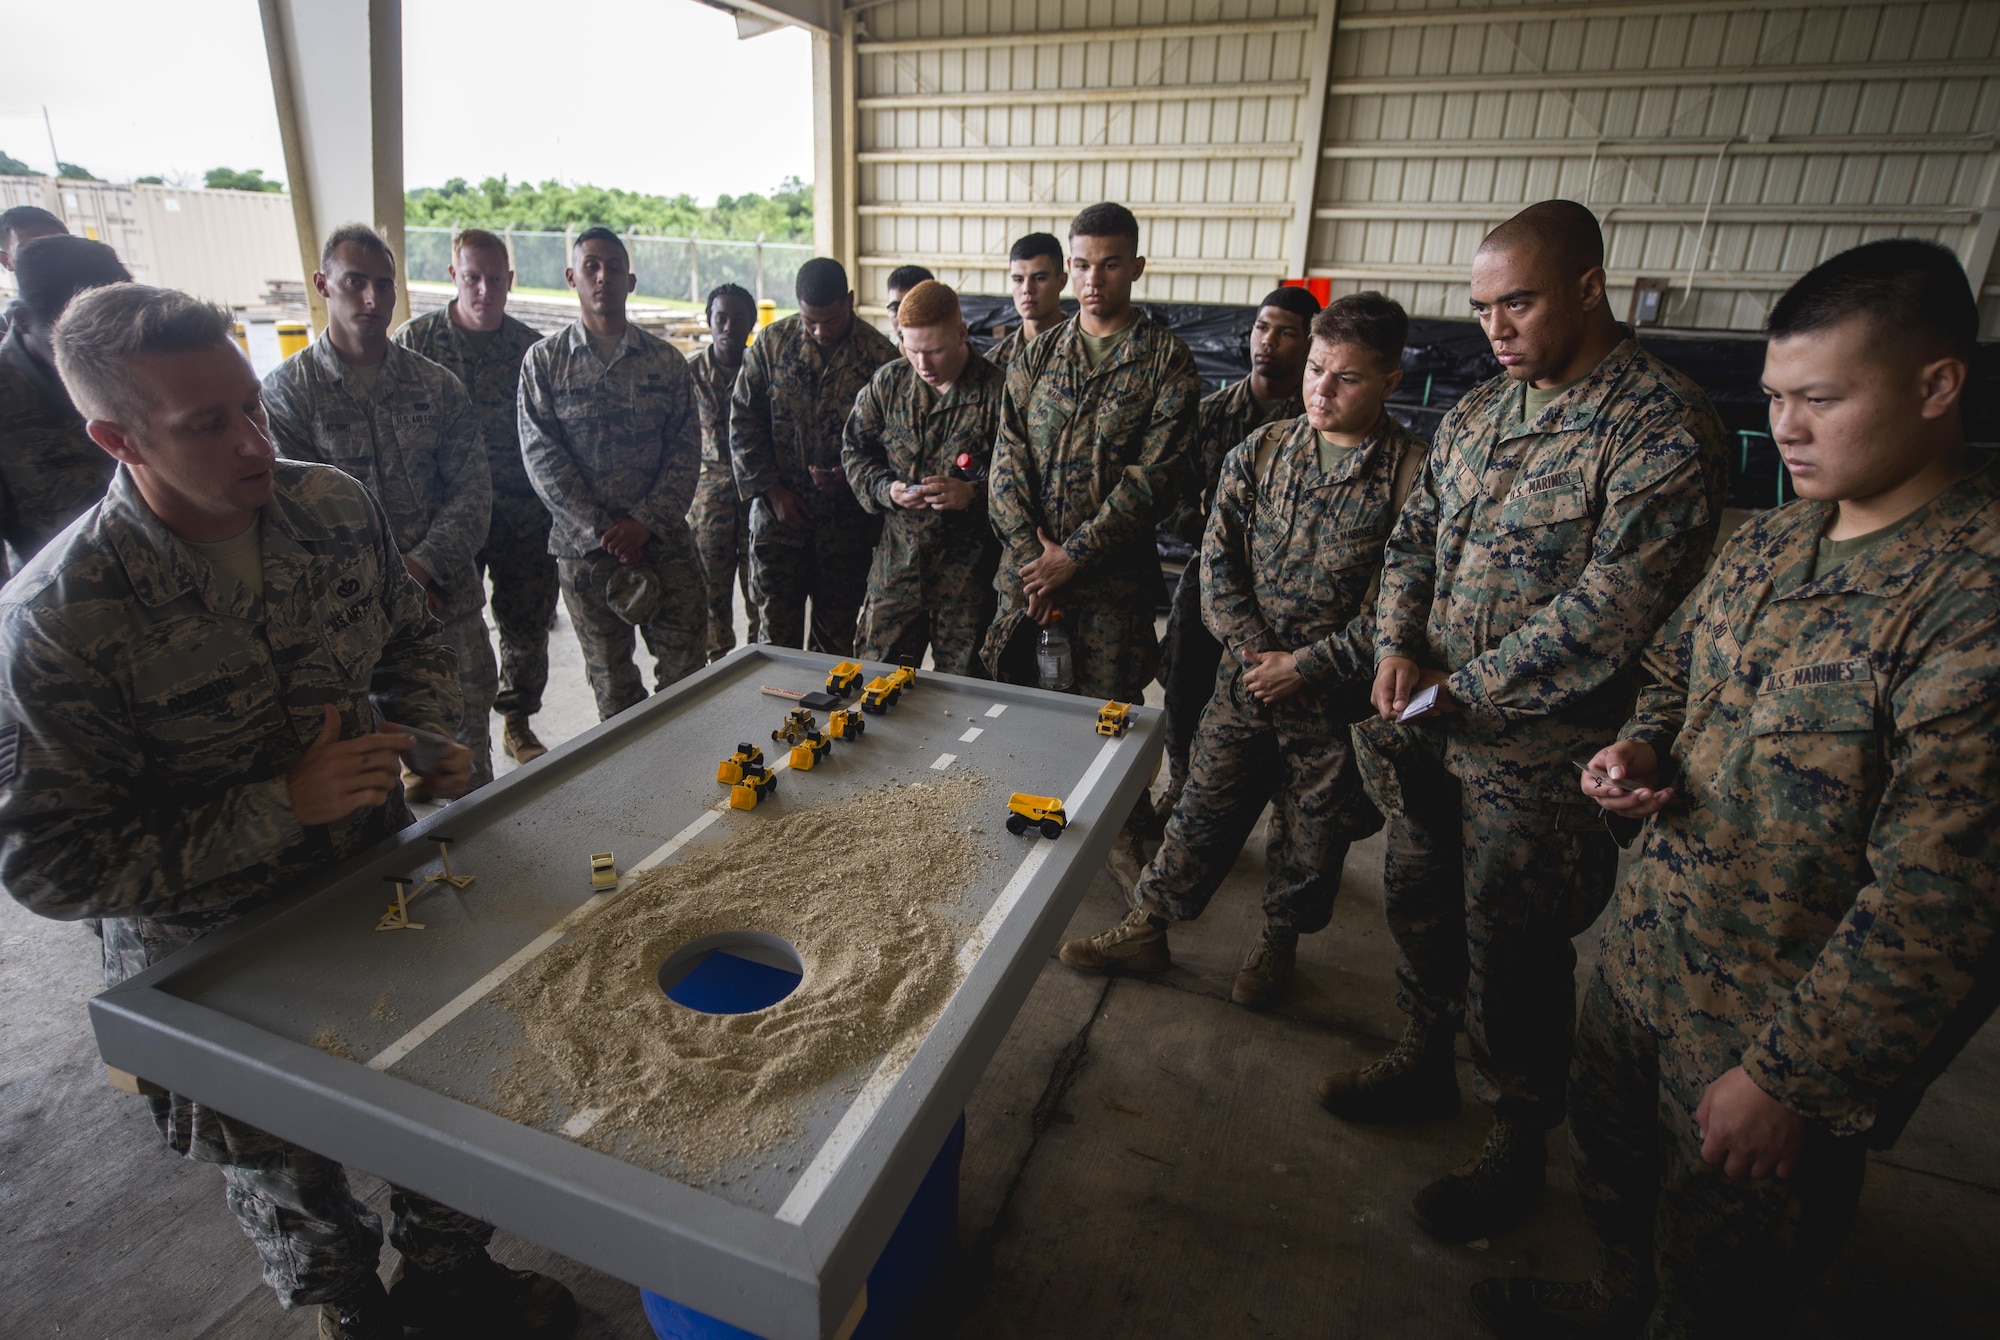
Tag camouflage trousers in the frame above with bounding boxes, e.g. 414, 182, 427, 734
479, 491, 558, 720
438, 611, 497, 790
1135, 677, 1378, 934
1157, 561, 1223, 778
855, 546, 999, 679
747, 493, 879, 656
1569, 966, 1866, 1337
1358, 725, 1619, 1128
986, 589, 1162, 704
556, 545, 708, 723
688, 463, 758, 661
103, 917, 492, 1310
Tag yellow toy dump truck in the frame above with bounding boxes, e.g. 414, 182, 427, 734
826, 660, 865, 698
827, 707, 866, 742
1096, 701, 1132, 737
1005, 793, 1067, 839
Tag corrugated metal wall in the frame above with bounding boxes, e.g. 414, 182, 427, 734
844, 0, 2000, 334
852, 0, 1326, 308
1314, 0, 2000, 334
1, 176, 301, 309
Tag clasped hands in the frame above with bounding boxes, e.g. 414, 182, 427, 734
286, 704, 471, 825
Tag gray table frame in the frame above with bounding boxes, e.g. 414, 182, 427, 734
89, 646, 1160, 1339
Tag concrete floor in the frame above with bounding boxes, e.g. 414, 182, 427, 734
4, 594, 1997, 1338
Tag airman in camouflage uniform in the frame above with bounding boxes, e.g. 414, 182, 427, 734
1325, 202, 1728, 1248
265, 331, 496, 787
730, 260, 900, 654
394, 283, 555, 760
0, 236, 126, 576
519, 233, 705, 721
980, 311, 1201, 700
686, 285, 759, 659
1474, 240, 2000, 1340
841, 282, 1003, 675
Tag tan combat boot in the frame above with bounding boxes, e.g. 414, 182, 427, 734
1059, 907, 1171, 975
1411, 1116, 1548, 1245
502, 714, 548, 764
1231, 925, 1298, 1010
1316, 1016, 1461, 1123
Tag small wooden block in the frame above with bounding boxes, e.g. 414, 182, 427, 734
830, 1286, 867, 1340
105, 1065, 165, 1097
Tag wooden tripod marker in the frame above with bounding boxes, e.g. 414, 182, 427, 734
423, 836, 474, 891
375, 876, 426, 931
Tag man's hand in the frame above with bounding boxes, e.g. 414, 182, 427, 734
1021, 528, 1079, 599
402, 555, 445, 616
1695, 1067, 1807, 1181
1581, 739, 1674, 816
1026, 590, 1059, 626
382, 720, 474, 801
600, 518, 653, 565
890, 480, 932, 511
1371, 657, 1455, 719
807, 465, 850, 498
765, 482, 814, 531
921, 475, 974, 511
1241, 649, 1305, 704
287, 705, 412, 825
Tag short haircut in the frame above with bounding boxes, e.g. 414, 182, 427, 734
15, 236, 132, 327
572, 225, 627, 260
1009, 232, 1064, 267
0, 205, 65, 243
1767, 237, 1978, 364
1069, 202, 1140, 249
1309, 291, 1410, 374
53, 283, 236, 426
1478, 199, 1604, 279
451, 227, 508, 262
795, 257, 850, 308
1259, 286, 1322, 324
320, 222, 395, 273
886, 264, 935, 295
893, 279, 960, 330
706, 282, 755, 319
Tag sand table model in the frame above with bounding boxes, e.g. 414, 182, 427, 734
494, 772, 989, 1183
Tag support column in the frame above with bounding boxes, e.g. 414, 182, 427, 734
1286, 0, 1341, 280
811, 16, 856, 276
1960, 145, 2000, 335
259, 0, 407, 334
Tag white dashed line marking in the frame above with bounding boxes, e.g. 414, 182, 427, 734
560, 1106, 607, 1138
984, 703, 1007, 717
930, 753, 957, 770
959, 727, 983, 743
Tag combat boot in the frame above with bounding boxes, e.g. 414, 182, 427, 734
1316, 1016, 1460, 1123
389, 1252, 577, 1338
1231, 925, 1297, 1010
1469, 1276, 1646, 1339
503, 714, 548, 764
1059, 907, 1171, 975
317, 1278, 398, 1340
1105, 828, 1149, 896
1411, 1117, 1547, 1244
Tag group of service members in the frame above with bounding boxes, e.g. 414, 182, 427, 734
0, 192, 1991, 1340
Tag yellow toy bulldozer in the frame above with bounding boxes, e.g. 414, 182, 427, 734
827, 707, 866, 742
716, 742, 764, 785
1005, 793, 1067, 839
716, 742, 779, 809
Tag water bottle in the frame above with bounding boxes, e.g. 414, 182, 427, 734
1036, 620, 1075, 692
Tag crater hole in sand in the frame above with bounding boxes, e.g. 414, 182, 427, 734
657, 931, 805, 1015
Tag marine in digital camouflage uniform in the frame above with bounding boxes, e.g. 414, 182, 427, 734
265, 330, 497, 788
730, 260, 900, 655
841, 281, 1003, 676
980, 309, 1201, 701
394, 284, 556, 754
986, 231, 1069, 376
0, 450, 500, 1324
686, 284, 759, 660
519, 230, 706, 721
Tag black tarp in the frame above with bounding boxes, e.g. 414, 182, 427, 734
959, 293, 1998, 512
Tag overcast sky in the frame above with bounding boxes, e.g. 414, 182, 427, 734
1, 0, 815, 201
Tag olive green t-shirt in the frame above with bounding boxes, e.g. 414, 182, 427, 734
1315, 430, 1359, 476
1523, 371, 1588, 423
1079, 323, 1132, 370
1812, 505, 1928, 581
185, 518, 264, 601
461, 325, 500, 356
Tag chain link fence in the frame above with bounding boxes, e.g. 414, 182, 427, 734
406, 226, 811, 305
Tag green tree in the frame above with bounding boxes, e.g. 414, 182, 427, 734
0, 148, 45, 177
56, 161, 101, 181
205, 166, 284, 192
135, 175, 165, 185
404, 175, 812, 242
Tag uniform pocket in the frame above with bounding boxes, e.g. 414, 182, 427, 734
1747, 670, 1880, 847
1491, 480, 1594, 596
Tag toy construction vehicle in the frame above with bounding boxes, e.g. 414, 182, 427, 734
825, 660, 865, 698
588, 853, 618, 890
1096, 701, 1132, 737
771, 708, 820, 747
716, 742, 766, 785
827, 707, 866, 742
1005, 793, 1068, 839
860, 662, 919, 715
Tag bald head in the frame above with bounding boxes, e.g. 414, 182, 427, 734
1477, 199, 1604, 280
